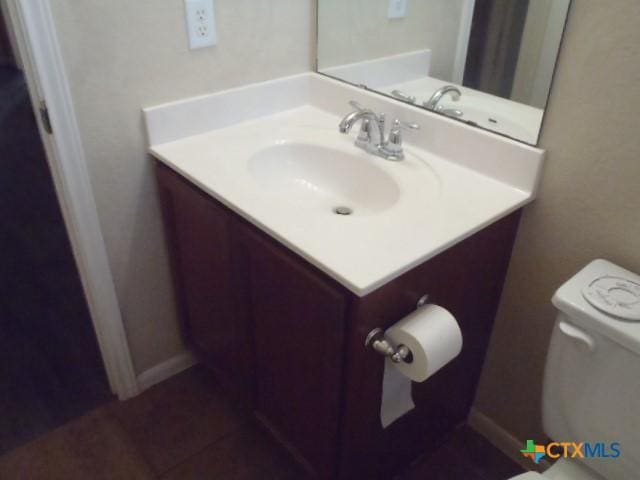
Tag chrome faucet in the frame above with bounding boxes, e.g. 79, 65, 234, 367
424, 85, 462, 112
339, 101, 387, 149
339, 101, 419, 161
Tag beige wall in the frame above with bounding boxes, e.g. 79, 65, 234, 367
475, 0, 640, 443
317, 0, 464, 81
49, 0, 315, 374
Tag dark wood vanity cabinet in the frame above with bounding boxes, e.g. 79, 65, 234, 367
155, 162, 521, 479
156, 164, 253, 404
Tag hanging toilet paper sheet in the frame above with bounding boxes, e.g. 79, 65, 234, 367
380, 358, 416, 428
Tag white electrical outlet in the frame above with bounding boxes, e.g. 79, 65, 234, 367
388, 0, 407, 19
184, 0, 217, 50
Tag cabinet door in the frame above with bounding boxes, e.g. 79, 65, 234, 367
156, 164, 252, 403
235, 221, 349, 479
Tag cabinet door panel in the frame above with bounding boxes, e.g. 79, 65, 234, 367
235, 222, 349, 478
156, 164, 252, 403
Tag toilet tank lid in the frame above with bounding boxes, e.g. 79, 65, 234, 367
552, 259, 640, 356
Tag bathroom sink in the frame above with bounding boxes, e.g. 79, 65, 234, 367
147, 98, 540, 295
248, 142, 401, 214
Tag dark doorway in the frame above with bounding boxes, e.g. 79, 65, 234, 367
0, 11, 112, 455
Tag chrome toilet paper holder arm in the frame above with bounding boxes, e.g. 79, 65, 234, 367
365, 328, 413, 363
364, 295, 428, 364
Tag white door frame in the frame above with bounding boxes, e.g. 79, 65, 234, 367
5, 0, 139, 399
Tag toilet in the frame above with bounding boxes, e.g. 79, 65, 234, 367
510, 259, 640, 480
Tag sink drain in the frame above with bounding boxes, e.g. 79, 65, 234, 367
333, 206, 353, 216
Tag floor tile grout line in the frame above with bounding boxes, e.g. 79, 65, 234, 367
106, 367, 254, 477
105, 403, 164, 477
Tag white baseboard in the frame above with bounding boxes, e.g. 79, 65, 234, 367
136, 351, 198, 392
468, 408, 551, 472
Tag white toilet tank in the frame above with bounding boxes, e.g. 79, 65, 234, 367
543, 260, 640, 479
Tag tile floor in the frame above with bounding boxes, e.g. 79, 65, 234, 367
0, 366, 525, 479
397, 426, 525, 480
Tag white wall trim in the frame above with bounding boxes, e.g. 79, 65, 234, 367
8, 0, 139, 399
137, 352, 198, 392
468, 407, 551, 472
452, 0, 476, 84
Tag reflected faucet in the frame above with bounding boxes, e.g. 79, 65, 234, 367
424, 85, 462, 111
391, 89, 417, 104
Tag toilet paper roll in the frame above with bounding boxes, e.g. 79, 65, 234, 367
386, 304, 463, 382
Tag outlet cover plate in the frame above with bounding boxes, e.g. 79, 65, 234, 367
184, 0, 217, 50
388, 0, 407, 19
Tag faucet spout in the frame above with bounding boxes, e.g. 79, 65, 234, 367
338, 109, 385, 146
339, 110, 362, 133
424, 85, 462, 111
339, 109, 373, 133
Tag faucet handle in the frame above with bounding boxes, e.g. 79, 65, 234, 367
391, 89, 417, 104
379, 119, 420, 161
390, 119, 420, 143
387, 120, 420, 145
378, 112, 386, 133
394, 119, 420, 131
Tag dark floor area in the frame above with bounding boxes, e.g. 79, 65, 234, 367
0, 366, 526, 479
0, 65, 113, 454
396, 425, 525, 480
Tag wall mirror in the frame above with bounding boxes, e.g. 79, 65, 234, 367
317, 0, 571, 145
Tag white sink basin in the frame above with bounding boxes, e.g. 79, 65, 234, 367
248, 142, 401, 215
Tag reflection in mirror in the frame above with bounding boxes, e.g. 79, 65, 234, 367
317, 0, 571, 145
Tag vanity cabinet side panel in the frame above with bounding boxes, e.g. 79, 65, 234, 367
337, 210, 522, 479
234, 220, 350, 479
155, 162, 253, 404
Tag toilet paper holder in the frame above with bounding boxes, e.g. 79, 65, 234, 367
365, 328, 414, 363
365, 294, 429, 364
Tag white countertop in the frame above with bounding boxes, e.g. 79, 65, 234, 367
150, 105, 533, 296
